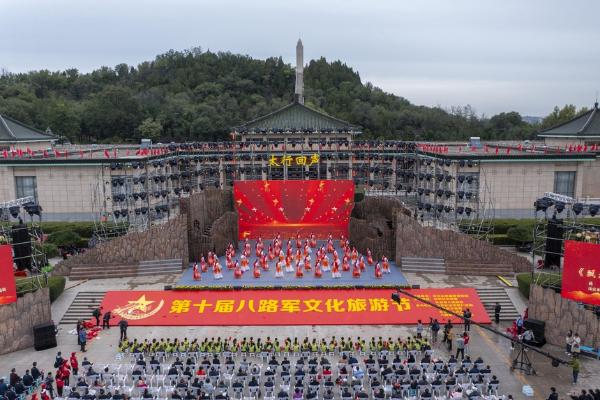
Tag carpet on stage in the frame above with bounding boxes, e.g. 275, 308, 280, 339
99, 288, 491, 326
177, 240, 408, 288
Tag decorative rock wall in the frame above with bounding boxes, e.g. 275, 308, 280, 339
180, 189, 236, 261
0, 288, 52, 355
349, 197, 407, 260
529, 285, 600, 348
395, 213, 531, 273
56, 215, 188, 274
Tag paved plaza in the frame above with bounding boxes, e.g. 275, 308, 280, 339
2, 272, 598, 400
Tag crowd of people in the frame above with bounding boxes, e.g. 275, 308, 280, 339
191, 234, 392, 281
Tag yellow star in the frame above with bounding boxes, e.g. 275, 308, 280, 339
127, 295, 155, 313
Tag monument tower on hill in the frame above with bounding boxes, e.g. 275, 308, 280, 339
295, 38, 304, 104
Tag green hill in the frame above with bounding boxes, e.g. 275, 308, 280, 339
0, 47, 540, 143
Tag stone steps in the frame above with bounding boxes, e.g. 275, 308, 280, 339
476, 287, 520, 321
401, 257, 445, 273
446, 262, 514, 276
69, 259, 183, 280
60, 291, 106, 325
138, 259, 182, 276
69, 264, 138, 280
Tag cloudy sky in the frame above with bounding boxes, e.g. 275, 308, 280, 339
1, 0, 598, 116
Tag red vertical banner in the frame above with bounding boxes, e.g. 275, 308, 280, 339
0, 245, 17, 305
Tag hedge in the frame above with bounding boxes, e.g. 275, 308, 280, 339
42, 243, 59, 259
47, 230, 82, 247
48, 276, 66, 302
516, 272, 562, 299
40, 222, 95, 238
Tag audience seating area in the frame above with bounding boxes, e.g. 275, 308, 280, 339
51, 336, 505, 400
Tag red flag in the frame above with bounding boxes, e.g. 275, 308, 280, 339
54, 149, 60, 157
517, 144, 522, 152
495, 147, 499, 155
506, 147, 511, 155
26, 147, 33, 156
484, 145, 489, 153
80, 150, 84, 159
104, 149, 110, 158
584, 145, 588, 152
43, 150, 48, 158
2, 150, 7, 158
113, 148, 117, 158
17, 148, 23, 157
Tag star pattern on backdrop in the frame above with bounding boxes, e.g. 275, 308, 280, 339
233, 180, 355, 239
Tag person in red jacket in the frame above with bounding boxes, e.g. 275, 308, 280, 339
60, 360, 71, 386
70, 352, 79, 376
56, 375, 64, 397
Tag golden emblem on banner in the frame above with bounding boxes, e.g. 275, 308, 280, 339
113, 295, 165, 320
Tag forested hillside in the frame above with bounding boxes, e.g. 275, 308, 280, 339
0, 47, 585, 143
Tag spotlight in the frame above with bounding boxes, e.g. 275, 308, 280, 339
9, 206, 20, 218
465, 207, 472, 216
457, 206, 464, 215
391, 292, 401, 304
572, 203, 584, 215
590, 204, 600, 217
534, 198, 552, 212
554, 201, 565, 213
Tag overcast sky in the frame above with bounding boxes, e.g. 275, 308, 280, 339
1, 0, 599, 116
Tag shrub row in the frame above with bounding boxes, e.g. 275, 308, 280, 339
516, 272, 562, 299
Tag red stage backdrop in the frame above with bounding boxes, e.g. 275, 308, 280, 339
234, 180, 354, 239
99, 288, 490, 326
562, 240, 600, 305
0, 245, 17, 305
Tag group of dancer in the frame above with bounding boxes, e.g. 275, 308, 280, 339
191, 234, 391, 281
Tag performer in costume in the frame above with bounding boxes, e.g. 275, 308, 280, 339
234, 263, 243, 279
213, 260, 223, 279
285, 256, 294, 273
193, 262, 201, 281
275, 261, 284, 278
374, 262, 383, 279
200, 256, 208, 272
314, 262, 322, 278
366, 248, 374, 266
332, 260, 341, 278
382, 256, 390, 274
352, 261, 361, 278
358, 256, 366, 272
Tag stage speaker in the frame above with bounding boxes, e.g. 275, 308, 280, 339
523, 318, 546, 347
33, 322, 57, 351
11, 224, 32, 271
544, 219, 563, 268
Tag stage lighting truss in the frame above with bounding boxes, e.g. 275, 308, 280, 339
532, 192, 600, 274
0, 196, 46, 273
410, 155, 494, 241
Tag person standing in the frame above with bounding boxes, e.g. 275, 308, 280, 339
455, 334, 465, 359
102, 310, 112, 330
119, 319, 129, 341
570, 355, 580, 384
566, 331, 574, 355
516, 316, 524, 334
92, 307, 102, 327
463, 309, 472, 331
548, 387, 558, 400
79, 328, 87, 352
494, 303, 501, 324
446, 328, 453, 352
431, 319, 440, 344
70, 353, 79, 376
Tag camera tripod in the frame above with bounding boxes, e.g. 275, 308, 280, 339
511, 341, 536, 375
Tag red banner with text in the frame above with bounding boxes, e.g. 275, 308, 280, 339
562, 240, 600, 305
99, 288, 490, 326
234, 180, 354, 239
0, 245, 17, 305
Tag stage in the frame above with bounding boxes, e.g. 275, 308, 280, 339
178, 240, 408, 288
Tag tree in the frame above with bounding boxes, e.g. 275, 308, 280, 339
136, 118, 163, 141
541, 104, 589, 130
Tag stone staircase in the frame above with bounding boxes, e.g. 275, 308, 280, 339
446, 261, 514, 276
400, 257, 446, 274
60, 291, 106, 325
476, 287, 520, 321
69, 259, 183, 280
138, 259, 182, 276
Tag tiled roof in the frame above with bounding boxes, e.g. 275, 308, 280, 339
538, 103, 600, 137
236, 101, 358, 132
0, 114, 57, 142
